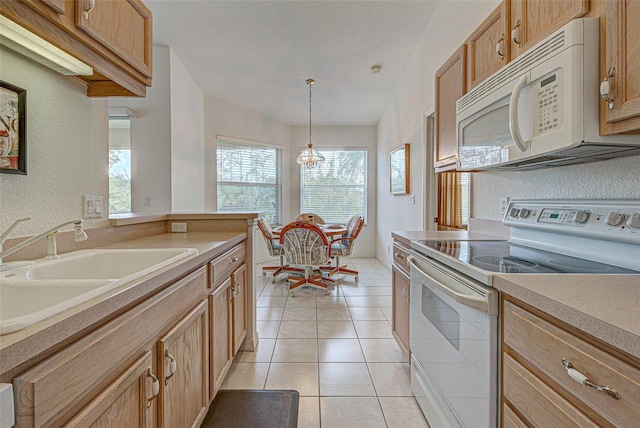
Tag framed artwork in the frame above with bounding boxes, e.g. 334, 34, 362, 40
0, 81, 26, 174
390, 143, 409, 195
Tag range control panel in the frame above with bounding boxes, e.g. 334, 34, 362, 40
503, 200, 640, 243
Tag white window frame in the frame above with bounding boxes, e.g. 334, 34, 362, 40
216, 136, 282, 225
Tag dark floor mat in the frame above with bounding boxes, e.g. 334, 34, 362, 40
200, 389, 299, 428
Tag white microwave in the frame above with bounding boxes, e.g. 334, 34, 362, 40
456, 18, 640, 171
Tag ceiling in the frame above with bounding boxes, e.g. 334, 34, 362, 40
147, 0, 441, 126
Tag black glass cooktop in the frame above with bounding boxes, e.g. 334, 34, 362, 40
416, 240, 640, 274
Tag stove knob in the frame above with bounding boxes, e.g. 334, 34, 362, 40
510, 208, 520, 218
627, 212, 640, 229
573, 210, 590, 224
605, 212, 625, 227
519, 208, 530, 218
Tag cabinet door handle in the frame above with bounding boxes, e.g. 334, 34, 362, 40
496, 34, 505, 61
230, 285, 236, 301
402, 285, 409, 302
83, 0, 95, 19
233, 281, 240, 296
561, 358, 620, 400
164, 349, 177, 384
600, 67, 616, 110
147, 368, 159, 407
511, 19, 522, 48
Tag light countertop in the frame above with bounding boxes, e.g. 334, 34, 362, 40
0, 232, 245, 376
493, 274, 640, 358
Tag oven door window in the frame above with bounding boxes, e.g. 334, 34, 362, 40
422, 287, 460, 350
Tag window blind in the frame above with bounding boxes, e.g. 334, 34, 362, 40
437, 171, 469, 230
217, 138, 282, 224
300, 149, 367, 224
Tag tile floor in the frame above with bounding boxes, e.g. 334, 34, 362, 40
220, 257, 429, 428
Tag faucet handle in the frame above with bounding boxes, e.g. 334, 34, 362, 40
0, 217, 31, 243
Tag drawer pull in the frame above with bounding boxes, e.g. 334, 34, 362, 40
164, 349, 177, 384
395, 253, 404, 259
561, 358, 620, 400
229, 257, 239, 264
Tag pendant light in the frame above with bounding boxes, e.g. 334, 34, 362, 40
296, 78, 325, 169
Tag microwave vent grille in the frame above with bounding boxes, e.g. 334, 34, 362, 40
458, 31, 566, 112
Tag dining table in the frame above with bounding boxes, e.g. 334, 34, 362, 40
272, 223, 347, 239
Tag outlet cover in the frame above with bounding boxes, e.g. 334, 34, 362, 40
171, 222, 187, 233
499, 197, 509, 215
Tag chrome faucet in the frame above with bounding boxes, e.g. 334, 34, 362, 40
0, 219, 88, 265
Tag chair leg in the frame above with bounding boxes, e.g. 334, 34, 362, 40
325, 256, 359, 281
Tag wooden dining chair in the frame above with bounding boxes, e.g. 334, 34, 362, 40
323, 215, 364, 281
256, 217, 302, 282
294, 213, 326, 224
279, 221, 335, 296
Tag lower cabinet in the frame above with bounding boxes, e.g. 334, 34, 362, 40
65, 351, 156, 427
209, 277, 232, 398
502, 296, 640, 426
391, 240, 411, 362
231, 263, 247, 355
12, 267, 207, 427
158, 300, 209, 428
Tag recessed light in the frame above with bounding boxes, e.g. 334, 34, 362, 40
370, 65, 382, 74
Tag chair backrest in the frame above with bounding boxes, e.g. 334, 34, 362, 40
279, 221, 331, 265
295, 213, 326, 224
257, 217, 281, 256
340, 215, 364, 255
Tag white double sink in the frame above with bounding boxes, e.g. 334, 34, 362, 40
0, 248, 198, 335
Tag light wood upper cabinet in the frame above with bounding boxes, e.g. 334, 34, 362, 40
1, 0, 153, 96
466, 3, 508, 90
76, 0, 152, 79
508, 0, 589, 59
158, 300, 209, 428
600, 0, 640, 134
434, 45, 466, 171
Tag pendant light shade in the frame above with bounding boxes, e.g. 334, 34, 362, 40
296, 79, 325, 169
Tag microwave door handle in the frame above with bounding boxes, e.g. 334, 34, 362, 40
407, 255, 492, 314
509, 75, 529, 152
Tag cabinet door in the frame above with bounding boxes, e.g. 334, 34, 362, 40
64, 352, 156, 428
434, 45, 466, 171
76, 0, 152, 77
158, 300, 209, 428
391, 265, 410, 362
210, 278, 232, 398
467, 3, 507, 89
601, 0, 640, 133
508, 0, 588, 59
231, 263, 247, 355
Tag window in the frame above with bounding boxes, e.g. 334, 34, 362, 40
217, 138, 282, 224
300, 148, 367, 224
108, 118, 131, 214
437, 171, 470, 230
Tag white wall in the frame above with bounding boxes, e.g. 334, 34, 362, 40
289, 126, 377, 257
169, 49, 205, 211
0, 47, 109, 237
376, 0, 640, 266
203, 95, 293, 212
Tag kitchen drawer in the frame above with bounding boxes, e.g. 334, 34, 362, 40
392, 242, 410, 274
503, 353, 597, 427
209, 244, 245, 289
504, 300, 640, 427
502, 403, 527, 428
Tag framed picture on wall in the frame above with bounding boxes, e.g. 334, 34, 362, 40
0, 81, 27, 175
390, 143, 409, 195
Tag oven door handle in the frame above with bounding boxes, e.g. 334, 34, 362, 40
408, 255, 492, 314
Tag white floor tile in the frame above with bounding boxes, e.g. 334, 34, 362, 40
319, 363, 376, 396
318, 339, 365, 362
368, 362, 413, 396
320, 397, 386, 427
265, 363, 319, 396
379, 397, 430, 428
272, 338, 318, 362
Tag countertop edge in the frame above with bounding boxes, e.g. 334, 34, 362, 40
0, 232, 246, 376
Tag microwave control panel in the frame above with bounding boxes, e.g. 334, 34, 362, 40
533, 69, 563, 137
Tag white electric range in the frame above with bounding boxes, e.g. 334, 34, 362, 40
407, 200, 640, 428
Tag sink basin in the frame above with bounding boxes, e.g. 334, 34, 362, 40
0, 248, 197, 335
